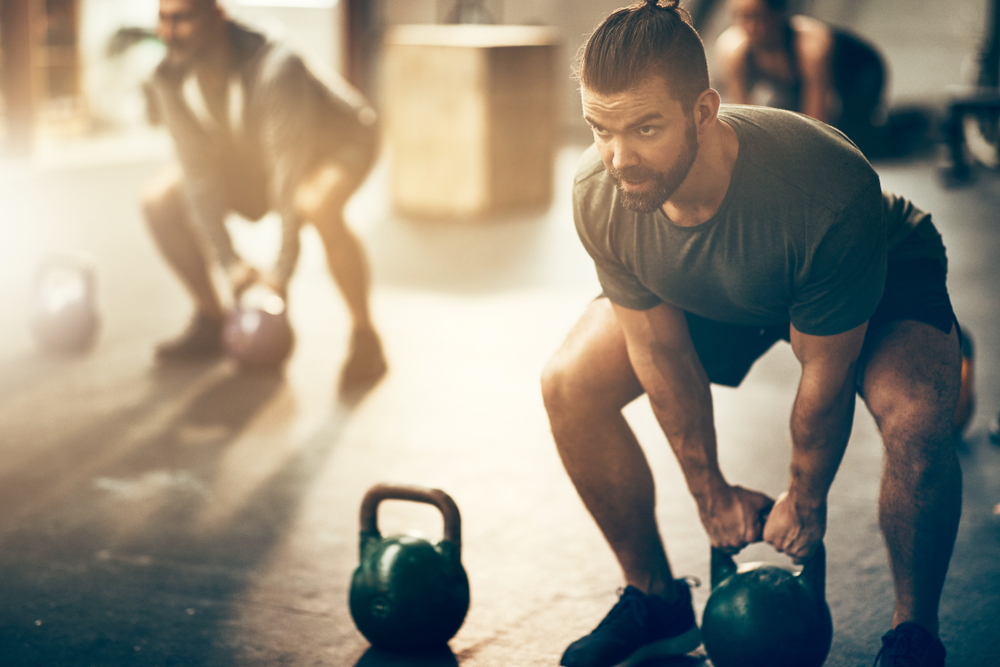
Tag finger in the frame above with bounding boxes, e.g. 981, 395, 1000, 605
789, 545, 811, 564
758, 499, 775, 525
712, 533, 745, 553
793, 537, 821, 564
765, 526, 794, 554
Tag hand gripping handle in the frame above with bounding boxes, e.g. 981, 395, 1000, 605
710, 505, 825, 598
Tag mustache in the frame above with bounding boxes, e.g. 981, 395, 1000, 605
607, 165, 660, 183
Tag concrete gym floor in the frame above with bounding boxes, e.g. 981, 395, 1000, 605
2, 6, 1000, 667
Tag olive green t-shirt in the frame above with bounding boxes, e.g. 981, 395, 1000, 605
573, 105, 945, 336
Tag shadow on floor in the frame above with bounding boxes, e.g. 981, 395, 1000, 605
0, 360, 356, 666
354, 646, 459, 667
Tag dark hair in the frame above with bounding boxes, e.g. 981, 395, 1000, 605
576, 0, 710, 109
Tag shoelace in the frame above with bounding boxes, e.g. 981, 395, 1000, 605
594, 588, 649, 632
873, 630, 925, 667
595, 578, 700, 634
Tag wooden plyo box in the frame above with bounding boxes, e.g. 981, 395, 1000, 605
382, 25, 560, 218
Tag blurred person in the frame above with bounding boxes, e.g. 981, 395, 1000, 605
542, 2, 961, 666
143, 0, 385, 386
714, 0, 888, 155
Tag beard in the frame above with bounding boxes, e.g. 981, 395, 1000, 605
609, 119, 699, 213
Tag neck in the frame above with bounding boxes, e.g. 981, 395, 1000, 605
661, 117, 739, 226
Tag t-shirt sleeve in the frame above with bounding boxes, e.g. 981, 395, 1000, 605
572, 167, 662, 311
790, 180, 886, 335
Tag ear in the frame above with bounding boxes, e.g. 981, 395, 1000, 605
693, 88, 722, 131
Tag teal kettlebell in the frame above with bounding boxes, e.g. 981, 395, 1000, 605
349, 484, 470, 653
701, 542, 833, 667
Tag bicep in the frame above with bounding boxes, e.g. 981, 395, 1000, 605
790, 322, 867, 400
611, 302, 706, 390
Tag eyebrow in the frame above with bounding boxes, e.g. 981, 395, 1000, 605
583, 111, 665, 132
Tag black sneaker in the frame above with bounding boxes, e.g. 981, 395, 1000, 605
154, 312, 223, 363
561, 581, 701, 667
874, 623, 946, 667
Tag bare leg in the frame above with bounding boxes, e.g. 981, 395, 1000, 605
142, 164, 224, 321
295, 163, 384, 384
296, 163, 375, 330
316, 217, 375, 332
541, 298, 678, 600
860, 320, 963, 636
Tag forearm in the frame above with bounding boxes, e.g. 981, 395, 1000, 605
613, 302, 776, 550
272, 212, 302, 292
787, 367, 856, 503
642, 341, 775, 550
641, 347, 727, 499
184, 179, 239, 269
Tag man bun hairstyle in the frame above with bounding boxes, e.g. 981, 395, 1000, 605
577, 0, 710, 109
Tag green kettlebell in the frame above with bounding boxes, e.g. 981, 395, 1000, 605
701, 542, 833, 667
349, 484, 470, 653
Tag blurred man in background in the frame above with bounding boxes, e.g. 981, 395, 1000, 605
143, 0, 385, 386
714, 0, 888, 155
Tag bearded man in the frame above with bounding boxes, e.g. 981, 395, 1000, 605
542, 2, 962, 666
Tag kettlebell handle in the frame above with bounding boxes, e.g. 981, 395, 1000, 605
35, 251, 97, 296
359, 484, 462, 555
710, 541, 826, 600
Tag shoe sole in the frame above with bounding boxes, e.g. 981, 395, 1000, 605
614, 626, 702, 667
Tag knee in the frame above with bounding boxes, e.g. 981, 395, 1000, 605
294, 164, 353, 224
541, 355, 589, 453
877, 399, 959, 478
141, 173, 186, 236
540, 354, 572, 418
141, 189, 167, 233
541, 349, 616, 424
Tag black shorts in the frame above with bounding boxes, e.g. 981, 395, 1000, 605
685, 258, 957, 387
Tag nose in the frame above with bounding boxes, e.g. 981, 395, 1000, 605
610, 138, 639, 172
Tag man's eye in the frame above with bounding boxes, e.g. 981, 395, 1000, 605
638, 126, 656, 136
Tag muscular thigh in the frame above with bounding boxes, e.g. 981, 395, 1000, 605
547, 297, 645, 411
857, 256, 963, 440
142, 163, 188, 221
859, 320, 961, 447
